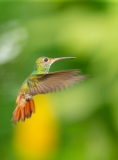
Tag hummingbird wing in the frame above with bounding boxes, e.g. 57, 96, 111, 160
28, 70, 87, 96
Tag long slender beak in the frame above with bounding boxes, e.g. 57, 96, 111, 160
51, 57, 76, 63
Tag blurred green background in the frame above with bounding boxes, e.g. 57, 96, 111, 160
0, 1, 118, 160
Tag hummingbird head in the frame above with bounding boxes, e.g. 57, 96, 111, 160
34, 56, 76, 73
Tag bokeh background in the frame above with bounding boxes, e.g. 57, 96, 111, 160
0, 1, 118, 160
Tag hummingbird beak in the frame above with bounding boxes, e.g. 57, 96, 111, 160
51, 57, 76, 63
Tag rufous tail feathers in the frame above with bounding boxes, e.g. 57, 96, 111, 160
12, 99, 35, 123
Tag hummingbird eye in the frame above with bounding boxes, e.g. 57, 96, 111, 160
44, 58, 48, 62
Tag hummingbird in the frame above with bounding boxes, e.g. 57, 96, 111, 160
13, 57, 87, 123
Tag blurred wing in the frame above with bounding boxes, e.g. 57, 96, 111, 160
28, 70, 88, 96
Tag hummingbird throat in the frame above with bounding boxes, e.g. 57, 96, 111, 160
33, 63, 51, 74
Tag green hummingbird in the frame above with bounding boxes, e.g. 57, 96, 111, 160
13, 57, 87, 123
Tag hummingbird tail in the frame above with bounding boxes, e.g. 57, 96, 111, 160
12, 99, 35, 123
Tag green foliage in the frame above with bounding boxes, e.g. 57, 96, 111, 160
0, 1, 118, 160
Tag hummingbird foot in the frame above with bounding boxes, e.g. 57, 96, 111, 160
25, 94, 32, 101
